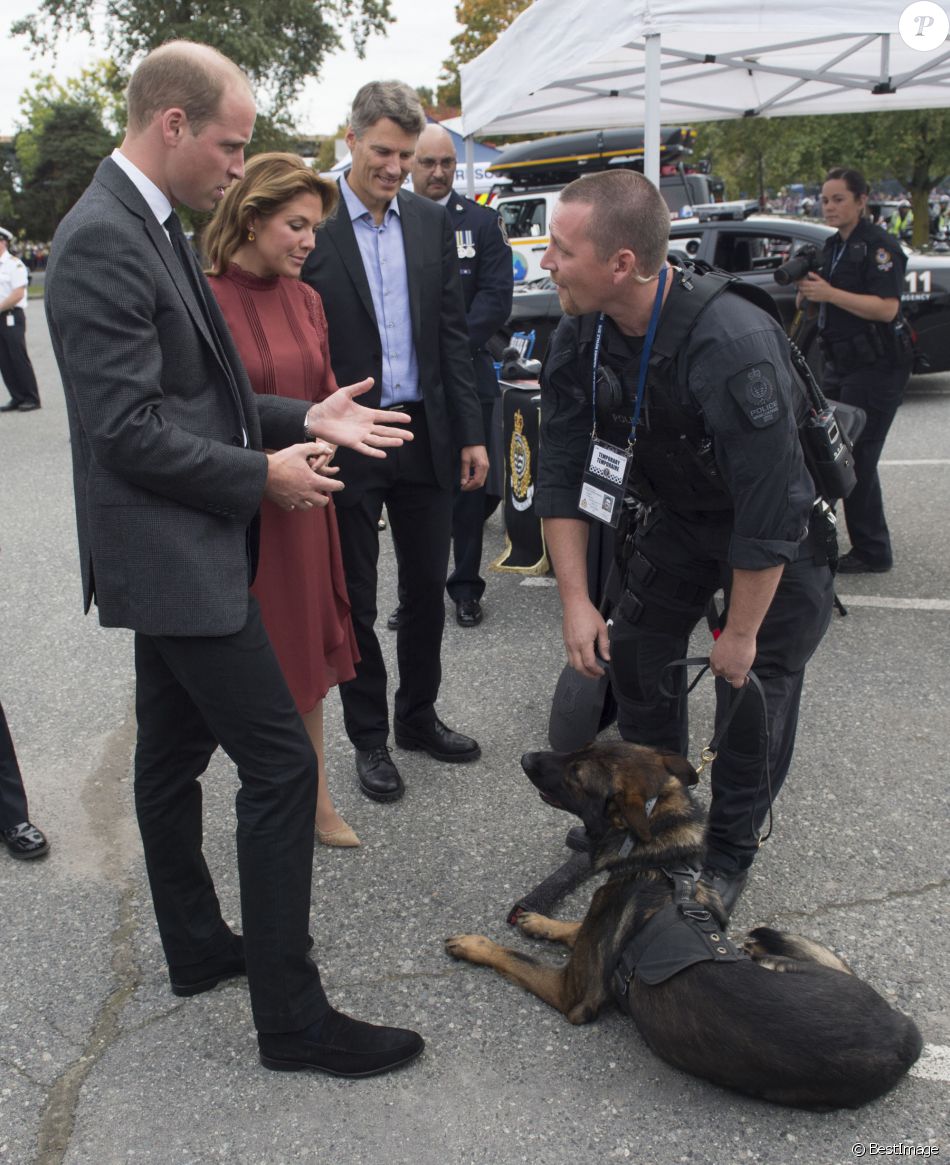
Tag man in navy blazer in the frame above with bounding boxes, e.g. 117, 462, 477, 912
302, 83, 488, 804
409, 123, 513, 629
45, 41, 423, 1077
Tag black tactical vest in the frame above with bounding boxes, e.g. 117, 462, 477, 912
592, 264, 758, 513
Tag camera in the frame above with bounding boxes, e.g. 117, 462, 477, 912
773, 243, 822, 286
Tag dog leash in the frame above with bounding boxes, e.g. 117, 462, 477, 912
659, 658, 774, 846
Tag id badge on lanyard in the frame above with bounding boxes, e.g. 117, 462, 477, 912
580, 439, 631, 526
578, 267, 667, 527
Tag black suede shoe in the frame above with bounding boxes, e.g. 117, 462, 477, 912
355, 746, 404, 801
2, 821, 49, 859
169, 932, 246, 996
456, 598, 483, 628
259, 1007, 424, 1077
836, 551, 892, 574
0, 401, 21, 413
386, 606, 403, 631
394, 717, 481, 762
698, 866, 749, 925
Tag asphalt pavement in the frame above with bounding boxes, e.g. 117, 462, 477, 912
0, 299, 947, 1165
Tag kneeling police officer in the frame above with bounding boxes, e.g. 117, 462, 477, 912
536, 170, 834, 921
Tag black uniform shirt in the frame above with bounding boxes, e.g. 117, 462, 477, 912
537, 273, 814, 571
819, 218, 906, 342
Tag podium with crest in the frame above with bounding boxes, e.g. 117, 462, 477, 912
490, 380, 549, 574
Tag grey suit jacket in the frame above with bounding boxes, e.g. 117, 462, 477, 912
46, 158, 307, 636
301, 184, 483, 494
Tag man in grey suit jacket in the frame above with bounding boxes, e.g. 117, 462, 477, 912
302, 83, 488, 805
45, 40, 423, 1078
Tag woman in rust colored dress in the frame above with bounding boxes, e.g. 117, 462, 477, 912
205, 153, 360, 847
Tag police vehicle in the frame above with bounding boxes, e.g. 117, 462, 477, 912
506, 203, 950, 374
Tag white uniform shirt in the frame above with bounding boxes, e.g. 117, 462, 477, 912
0, 248, 29, 310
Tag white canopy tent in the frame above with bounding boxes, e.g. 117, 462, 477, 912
459, 0, 950, 193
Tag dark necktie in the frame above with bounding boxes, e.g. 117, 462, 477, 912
164, 211, 216, 323
163, 211, 248, 440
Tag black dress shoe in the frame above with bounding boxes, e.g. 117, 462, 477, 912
386, 605, 403, 631
0, 401, 21, 412
169, 932, 316, 996
836, 551, 892, 574
169, 932, 246, 996
394, 717, 481, 762
17, 402, 40, 412
698, 866, 749, 924
2, 821, 49, 859
259, 1007, 424, 1077
456, 598, 483, 627
355, 745, 404, 801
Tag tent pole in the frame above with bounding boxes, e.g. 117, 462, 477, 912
465, 135, 476, 199
644, 33, 661, 187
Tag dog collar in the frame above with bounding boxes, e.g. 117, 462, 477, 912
617, 796, 658, 859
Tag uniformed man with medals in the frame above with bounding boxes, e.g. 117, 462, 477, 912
536, 170, 833, 922
391, 124, 513, 629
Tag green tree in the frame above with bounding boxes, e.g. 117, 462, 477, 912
437, 0, 531, 108
695, 110, 950, 244
14, 0, 394, 113
693, 116, 849, 204
15, 100, 116, 238
862, 110, 950, 247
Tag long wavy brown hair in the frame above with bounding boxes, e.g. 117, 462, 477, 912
203, 152, 339, 275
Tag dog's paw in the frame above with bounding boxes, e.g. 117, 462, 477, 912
517, 912, 557, 940
445, 934, 498, 965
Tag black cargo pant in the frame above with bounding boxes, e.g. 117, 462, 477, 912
822, 358, 910, 569
607, 505, 833, 873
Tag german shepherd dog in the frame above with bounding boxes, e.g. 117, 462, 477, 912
446, 741, 922, 1109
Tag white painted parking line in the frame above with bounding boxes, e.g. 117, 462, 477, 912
880, 459, 950, 466
836, 595, 950, 612
909, 1044, 950, 1083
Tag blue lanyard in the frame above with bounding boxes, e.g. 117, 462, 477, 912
591, 265, 668, 445
819, 239, 847, 331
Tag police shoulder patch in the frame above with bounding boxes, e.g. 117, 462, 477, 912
497, 216, 511, 247
875, 247, 894, 272
726, 362, 781, 428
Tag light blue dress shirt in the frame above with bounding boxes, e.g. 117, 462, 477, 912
339, 176, 421, 406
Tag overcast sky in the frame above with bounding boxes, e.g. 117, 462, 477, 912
0, 0, 464, 137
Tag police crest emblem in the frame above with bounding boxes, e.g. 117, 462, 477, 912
509, 408, 534, 511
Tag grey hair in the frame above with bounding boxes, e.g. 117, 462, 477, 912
350, 80, 426, 138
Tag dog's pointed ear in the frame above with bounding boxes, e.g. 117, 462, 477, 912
612, 789, 654, 842
660, 751, 699, 788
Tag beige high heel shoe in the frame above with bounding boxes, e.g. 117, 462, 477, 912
316, 820, 361, 848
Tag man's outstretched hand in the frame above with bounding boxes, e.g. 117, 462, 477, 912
305, 379, 414, 457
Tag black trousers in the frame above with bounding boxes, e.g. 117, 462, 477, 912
133, 597, 329, 1033
823, 359, 910, 567
0, 309, 41, 407
446, 400, 501, 603
334, 406, 454, 747
608, 507, 833, 873
0, 700, 30, 830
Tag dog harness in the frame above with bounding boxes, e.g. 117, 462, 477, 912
612, 866, 745, 1003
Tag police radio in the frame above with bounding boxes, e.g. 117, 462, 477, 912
788, 341, 862, 501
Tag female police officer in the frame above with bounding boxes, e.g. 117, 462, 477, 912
797, 167, 912, 573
